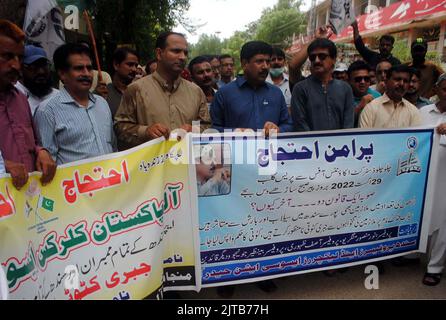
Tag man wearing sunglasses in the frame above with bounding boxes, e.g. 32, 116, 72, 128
347, 60, 381, 124
290, 38, 354, 132
34, 43, 117, 165
15, 45, 58, 116
359, 64, 421, 128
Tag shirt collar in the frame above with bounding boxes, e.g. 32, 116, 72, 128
236, 76, 268, 89
266, 73, 289, 85
152, 71, 182, 92
60, 87, 97, 107
0, 85, 20, 100
381, 92, 405, 107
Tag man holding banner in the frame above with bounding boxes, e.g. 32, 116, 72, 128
34, 43, 117, 165
0, 19, 56, 190
115, 32, 211, 149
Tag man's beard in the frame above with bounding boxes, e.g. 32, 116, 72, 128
23, 77, 53, 98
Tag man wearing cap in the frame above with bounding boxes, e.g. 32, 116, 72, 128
333, 63, 348, 82
0, 19, 57, 190
405, 38, 444, 99
15, 45, 58, 116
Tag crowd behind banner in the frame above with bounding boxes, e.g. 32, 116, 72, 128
1, 14, 446, 298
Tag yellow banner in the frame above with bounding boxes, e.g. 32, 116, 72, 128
0, 138, 199, 300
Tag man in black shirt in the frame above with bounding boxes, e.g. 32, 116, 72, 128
351, 20, 401, 70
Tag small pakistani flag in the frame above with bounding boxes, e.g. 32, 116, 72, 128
39, 196, 55, 212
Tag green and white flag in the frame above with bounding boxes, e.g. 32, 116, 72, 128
38, 196, 55, 212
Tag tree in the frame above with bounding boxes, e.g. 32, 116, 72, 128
190, 34, 223, 58
89, 0, 191, 66
255, 0, 306, 48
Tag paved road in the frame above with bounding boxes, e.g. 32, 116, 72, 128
181, 257, 446, 299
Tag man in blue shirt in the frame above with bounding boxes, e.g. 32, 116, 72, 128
211, 41, 293, 136
34, 44, 117, 165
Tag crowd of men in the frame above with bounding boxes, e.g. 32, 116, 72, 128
1, 18, 446, 297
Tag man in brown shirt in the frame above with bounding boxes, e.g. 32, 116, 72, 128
405, 38, 444, 99
114, 32, 211, 149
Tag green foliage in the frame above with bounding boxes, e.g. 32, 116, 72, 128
389, 37, 441, 65
189, 0, 307, 73
391, 38, 411, 63
190, 34, 224, 58
89, 0, 190, 64
255, 0, 306, 47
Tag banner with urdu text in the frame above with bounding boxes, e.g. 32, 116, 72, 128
0, 128, 438, 298
0, 138, 199, 300
195, 129, 437, 286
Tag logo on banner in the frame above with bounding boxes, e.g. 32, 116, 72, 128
397, 137, 421, 176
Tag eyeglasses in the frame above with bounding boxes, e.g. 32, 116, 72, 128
309, 53, 329, 62
354, 76, 371, 83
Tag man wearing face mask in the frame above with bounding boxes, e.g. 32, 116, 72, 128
34, 43, 117, 165
15, 45, 58, 116
405, 38, 444, 99
266, 47, 291, 108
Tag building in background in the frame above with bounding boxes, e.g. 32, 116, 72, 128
290, 0, 446, 66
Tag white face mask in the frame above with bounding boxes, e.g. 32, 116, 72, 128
269, 68, 284, 77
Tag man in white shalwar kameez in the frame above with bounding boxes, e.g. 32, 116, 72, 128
419, 73, 446, 286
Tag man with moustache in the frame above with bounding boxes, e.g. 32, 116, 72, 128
0, 19, 56, 190
291, 38, 354, 131
107, 47, 139, 117
370, 60, 392, 94
210, 41, 292, 298
217, 54, 235, 88
34, 43, 117, 165
189, 56, 216, 109
266, 47, 292, 108
115, 32, 210, 149
404, 68, 432, 109
211, 41, 293, 135
359, 64, 421, 128
15, 45, 58, 116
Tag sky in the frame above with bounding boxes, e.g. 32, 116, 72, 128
174, 0, 313, 44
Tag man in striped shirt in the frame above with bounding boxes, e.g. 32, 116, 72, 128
34, 44, 117, 165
